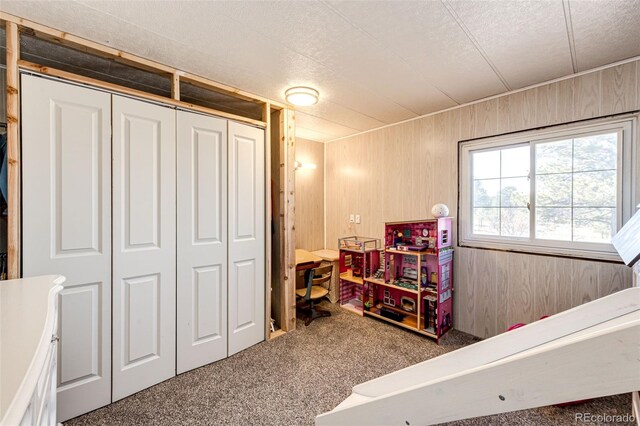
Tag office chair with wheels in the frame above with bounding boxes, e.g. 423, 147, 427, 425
296, 264, 333, 326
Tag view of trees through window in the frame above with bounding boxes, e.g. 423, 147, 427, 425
471, 131, 618, 244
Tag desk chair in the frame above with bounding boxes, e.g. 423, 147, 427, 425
296, 264, 333, 326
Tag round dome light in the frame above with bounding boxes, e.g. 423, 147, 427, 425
285, 86, 319, 106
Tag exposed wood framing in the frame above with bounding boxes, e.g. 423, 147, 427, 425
18, 60, 267, 128
264, 102, 272, 339
270, 109, 284, 333
171, 72, 180, 100
269, 329, 286, 340
6, 22, 21, 279
1, 12, 174, 75
281, 109, 297, 332
181, 72, 286, 109
0, 11, 288, 110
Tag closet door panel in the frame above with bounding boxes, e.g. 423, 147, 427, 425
21, 74, 112, 422
228, 121, 265, 356
112, 95, 176, 401
177, 111, 227, 374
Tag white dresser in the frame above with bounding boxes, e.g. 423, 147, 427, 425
0, 275, 64, 425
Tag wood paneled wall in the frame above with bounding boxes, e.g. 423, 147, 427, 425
295, 138, 325, 251
326, 59, 640, 339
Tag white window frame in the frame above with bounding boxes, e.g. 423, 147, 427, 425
459, 114, 638, 261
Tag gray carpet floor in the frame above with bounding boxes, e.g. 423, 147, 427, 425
67, 301, 632, 425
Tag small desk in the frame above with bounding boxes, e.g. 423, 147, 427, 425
295, 249, 323, 304
312, 249, 340, 303
295, 249, 323, 270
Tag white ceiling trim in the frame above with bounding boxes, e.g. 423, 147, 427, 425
326, 54, 640, 144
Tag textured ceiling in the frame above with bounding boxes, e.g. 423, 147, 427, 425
1, 0, 639, 142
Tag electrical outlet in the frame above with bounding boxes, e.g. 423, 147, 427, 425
349, 214, 355, 223
355, 214, 361, 224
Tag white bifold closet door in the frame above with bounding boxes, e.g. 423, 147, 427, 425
112, 95, 176, 401
21, 74, 112, 422
228, 121, 265, 355
176, 111, 228, 374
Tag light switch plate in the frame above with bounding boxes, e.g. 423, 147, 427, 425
349, 214, 355, 223
355, 214, 361, 224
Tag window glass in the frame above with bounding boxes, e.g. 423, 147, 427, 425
460, 117, 634, 260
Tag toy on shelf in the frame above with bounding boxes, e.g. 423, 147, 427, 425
338, 236, 381, 316
364, 218, 454, 343
431, 203, 450, 218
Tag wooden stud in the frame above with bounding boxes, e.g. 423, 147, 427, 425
280, 108, 297, 332
6, 22, 21, 279
171, 72, 180, 100
270, 109, 284, 331
18, 60, 267, 128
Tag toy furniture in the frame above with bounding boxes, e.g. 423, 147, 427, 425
364, 218, 453, 342
317, 209, 640, 425
295, 265, 333, 326
337, 237, 381, 315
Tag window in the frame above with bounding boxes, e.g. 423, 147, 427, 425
459, 115, 637, 260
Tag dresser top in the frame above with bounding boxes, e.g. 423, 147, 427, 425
0, 275, 64, 423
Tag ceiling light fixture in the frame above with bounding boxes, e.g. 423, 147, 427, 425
285, 86, 319, 106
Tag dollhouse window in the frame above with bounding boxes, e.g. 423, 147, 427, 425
459, 114, 637, 261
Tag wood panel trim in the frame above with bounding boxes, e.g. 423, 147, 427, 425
6, 22, 21, 279
18, 60, 267, 128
